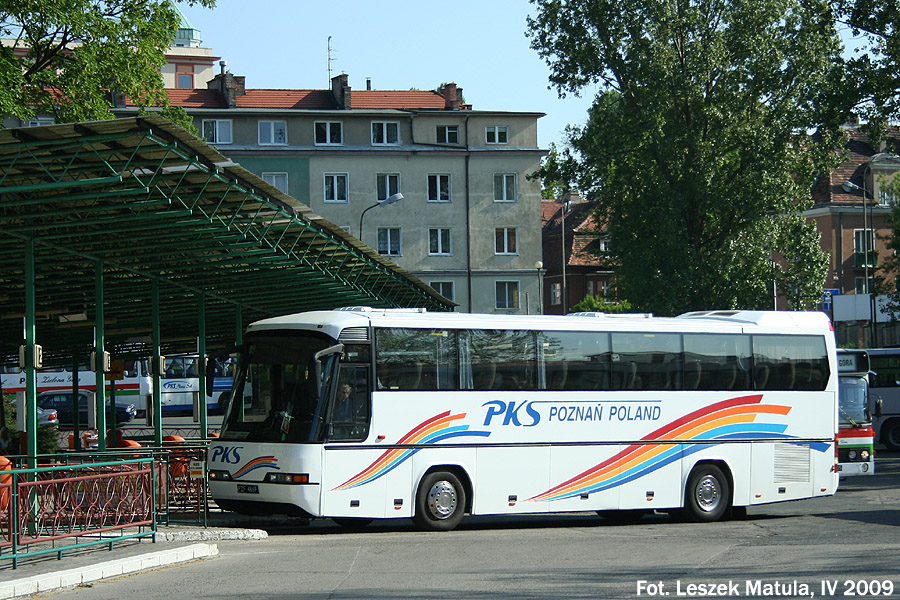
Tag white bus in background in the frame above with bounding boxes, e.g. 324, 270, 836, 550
1, 357, 233, 417
207, 308, 839, 531
862, 348, 900, 450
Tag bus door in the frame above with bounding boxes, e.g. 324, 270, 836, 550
321, 363, 399, 519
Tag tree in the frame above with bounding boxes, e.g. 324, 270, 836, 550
570, 294, 631, 313
0, 0, 214, 129
527, 0, 849, 315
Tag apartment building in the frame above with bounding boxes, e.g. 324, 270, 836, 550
805, 125, 900, 346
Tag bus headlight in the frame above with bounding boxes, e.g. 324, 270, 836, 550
208, 470, 232, 481
848, 450, 858, 461
263, 472, 309, 484
860, 450, 870, 461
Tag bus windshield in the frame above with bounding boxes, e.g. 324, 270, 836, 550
220, 333, 338, 443
839, 376, 870, 426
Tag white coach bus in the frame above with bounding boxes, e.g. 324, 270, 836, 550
207, 308, 839, 531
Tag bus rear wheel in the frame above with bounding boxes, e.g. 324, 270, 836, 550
412, 471, 466, 531
684, 464, 729, 523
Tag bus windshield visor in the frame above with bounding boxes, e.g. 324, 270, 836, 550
838, 376, 870, 426
219, 333, 337, 443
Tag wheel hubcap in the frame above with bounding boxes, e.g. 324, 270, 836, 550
695, 475, 721, 512
427, 480, 457, 519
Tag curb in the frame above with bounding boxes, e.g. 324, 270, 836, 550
0, 543, 218, 599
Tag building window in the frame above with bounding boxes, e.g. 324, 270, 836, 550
372, 121, 400, 145
599, 237, 610, 253
259, 120, 287, 145
879, 187, 897, 207
202, 119, 232, 144
377, 173, 400, 201
586, 280, 594, 297
378, 227, 402, 256
496, 281, 520, 309
486, 126, 508, 144
429, 228, 452, 255
315, 121, 342, 145
855, 276, 875, 294
551, 282, 562, 306
324, 173, 348, 203
494, 173, 517, 202
262, 172, 288, 194
428, 174, 451, 202
495, 227, 517, 255
25, 117, 54, 127
437, 125, 458, 144
431, 281, 454, 301
175, 64, 193, 89
854, 229, 877, 268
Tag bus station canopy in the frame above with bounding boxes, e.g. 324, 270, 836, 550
0, 116, 452, 367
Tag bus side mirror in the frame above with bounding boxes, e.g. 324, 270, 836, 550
873, 395, 883, 419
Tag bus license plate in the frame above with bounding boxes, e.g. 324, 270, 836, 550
237, 484, 259, 494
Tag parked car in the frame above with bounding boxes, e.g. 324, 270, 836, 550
36, 405, 59, 428
36, 390, 136, 426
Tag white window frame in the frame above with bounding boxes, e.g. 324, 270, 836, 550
495, 280, 520, 310
428, 174, 451, 202
428, 228, 452, 256
551, 282, 562, 306
430, 281, 455, 301
202, 119, 232, 144
486, 125, 508, 144
377, 173, 401, 201
258, 120, 287, 145
315, 121, 343, 145
262, 172, 288, 194
495, 227, 518, 255
854, 228, 874, 253
372, 121, 400, 145
25, 117, 54, 127
494, 173, 517, 202
377, 227, 402, 256
437, 125, 458, 144
324, 173, 349, 203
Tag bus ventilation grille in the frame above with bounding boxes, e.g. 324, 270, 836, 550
339, 327, 370, 343
773, 443, 811, 483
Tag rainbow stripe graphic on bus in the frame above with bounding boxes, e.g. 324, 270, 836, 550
333, 411, 491, 490
529, 394, 806, 503
232, 456, 279, 480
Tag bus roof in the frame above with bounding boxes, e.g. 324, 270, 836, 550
245, 308, 834, 341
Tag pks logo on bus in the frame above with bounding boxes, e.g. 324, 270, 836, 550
162, 380, 193, 391
210, 445, 242, 464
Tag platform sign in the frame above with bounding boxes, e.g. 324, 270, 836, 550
189, 460, 205, 480
106, 360, 125, 381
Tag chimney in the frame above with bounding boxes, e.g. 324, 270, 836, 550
440, 83, 459, 109
561, 189, 582, 204
331, 73, 351, 109
207, 66, 245, 108
366, 77, 372, 91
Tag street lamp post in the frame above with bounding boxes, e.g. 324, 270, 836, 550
561, 201, 569, 314
535, 260, 544, 315
359, 193, 404, 239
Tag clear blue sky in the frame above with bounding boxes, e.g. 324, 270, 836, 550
177, 0, 598, 149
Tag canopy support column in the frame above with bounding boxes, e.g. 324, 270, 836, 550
197, 293, 207, 437
94, 261, 107, 450
24, 238, 37, 464
152, 277, 163, 447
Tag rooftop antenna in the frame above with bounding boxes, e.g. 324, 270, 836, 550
327, 36, 335, 85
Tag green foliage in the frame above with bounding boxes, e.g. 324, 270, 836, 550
570, 295, 632, 314
527, 0, 843, 315
2, 396, 60, 455
0, 0, 215, 125
532, 142, 576, 199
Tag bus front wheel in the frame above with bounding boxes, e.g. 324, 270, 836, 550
881, 419, 900, 451
413, 471, 466, 531
684, 464, 730, 523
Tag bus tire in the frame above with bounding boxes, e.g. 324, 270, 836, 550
881, 419, 900, 451
412, 471, 466, 531
683, 464, 729, 523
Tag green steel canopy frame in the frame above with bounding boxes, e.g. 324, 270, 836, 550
0, 115, 453, 369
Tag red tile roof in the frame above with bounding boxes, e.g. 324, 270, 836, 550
158, 88, 450, 110
352, 90, 447, 109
